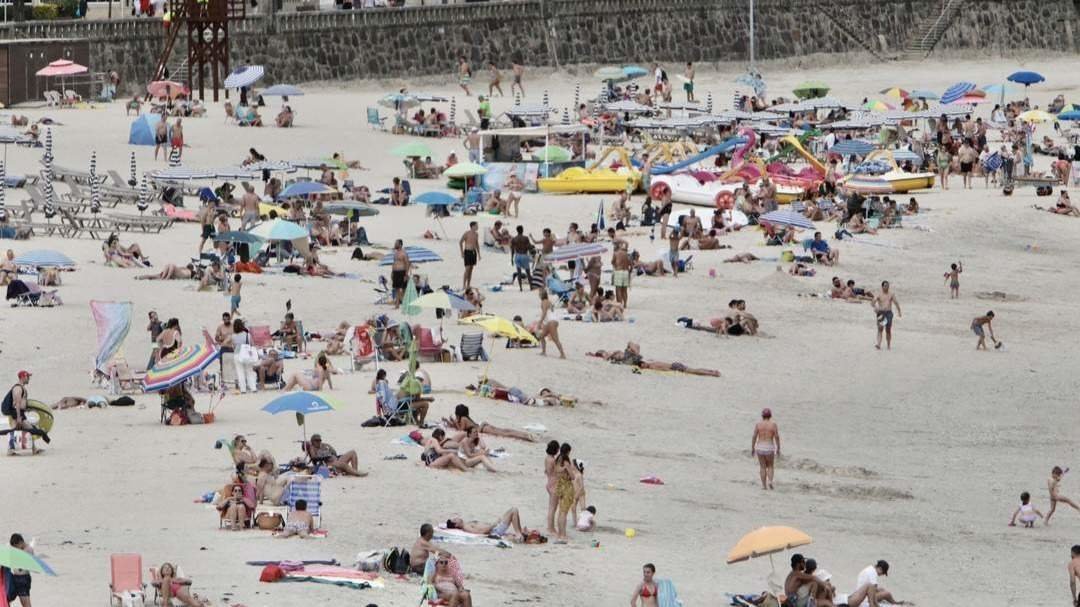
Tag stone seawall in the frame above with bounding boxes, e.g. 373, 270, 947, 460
0, 0, 1075, 95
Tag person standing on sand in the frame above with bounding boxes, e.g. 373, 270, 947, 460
511, 62, 525, 97
683, 62, 695, 102
197, 199, 215, 254
944, 262, 962, 298
751, 408, 779, 490
872, 281, 901, 350
1047, 466, 1080, 525
1068, 545, 1080, 606
170, 118, 184, 159
612, 243, 631, 308
510, 226, 531, 291
487, 62, 503, 97
154, 118, 168, 160
457, 56, 472, 97
958, 139, 977, 189
667, 228, 680, 278
391, 239, 411, 308
240, 184, 260, 230
971, 311, 998, 350
459, 222, 480, 291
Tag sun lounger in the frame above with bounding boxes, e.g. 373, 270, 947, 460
106, 212, 171, 233
459, 332, 487, 362
109, 553, 147, 607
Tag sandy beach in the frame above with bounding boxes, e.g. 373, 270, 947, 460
3, 55, 1079, 606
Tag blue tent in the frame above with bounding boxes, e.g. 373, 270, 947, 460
128, 114, 163, 146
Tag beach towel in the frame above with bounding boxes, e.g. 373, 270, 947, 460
433, 526, 511, 548
658, 579, 683, 607
246, 559, 340, 566
280, 566, 384, 590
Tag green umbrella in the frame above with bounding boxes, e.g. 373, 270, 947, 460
793, 80, 830, 99
0, 546, 56, 575
444, 162, 487, 178
392, 141, 434, 158
401, 279, 421, 317
534, 145, 572, 163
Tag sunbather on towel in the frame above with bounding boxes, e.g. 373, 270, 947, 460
724, 253, 759, 263
631, 250, 667, 275
446, 507, 528, 541
445, 404, 538, 443
586, 342, 721, 376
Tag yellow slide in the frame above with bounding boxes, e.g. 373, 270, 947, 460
780, 135, 827, 175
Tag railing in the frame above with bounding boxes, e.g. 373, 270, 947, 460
916, 0, 957, 50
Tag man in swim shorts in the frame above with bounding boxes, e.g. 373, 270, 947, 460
612, 244, 632, 308
391, 239, 410, 308
872, 281, 901, 350
445, 508, 527, 541
751, 408, 780, 490
958, 139, 977, 189
459, 222, 480, 291
971, 311, 997, 350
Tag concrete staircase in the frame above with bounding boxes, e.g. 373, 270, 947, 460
819, 8, 890, 62
904, 0, 962, 59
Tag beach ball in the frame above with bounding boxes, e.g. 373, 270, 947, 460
625, 528, 636, 539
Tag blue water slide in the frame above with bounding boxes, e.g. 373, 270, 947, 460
649, 136, 748, 175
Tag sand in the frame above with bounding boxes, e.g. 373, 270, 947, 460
2, 56, 1077, 606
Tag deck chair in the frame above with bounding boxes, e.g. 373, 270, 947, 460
459, 332, 487, 361
350, 324, 378, 370
249, 325, 273, 349
367, 107, 386, 130
284, 475, 323, 527
107, 358, 145, 394
414, 326, 444, 361
109, 553, 147, 607
546, 275, 574, 303
375, 381, 415, 427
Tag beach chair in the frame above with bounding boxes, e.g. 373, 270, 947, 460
350, 324, 378, 370
63, 89, 82, 105
284, 475, 323, 527
367, 107, 386, 130
107, 358, 145, 395
109, 553, 147, 607
459, 332, 487, 362
249, 325, 273, 349
375, 381, 415, 427
414, 325, 444, 361
546, 275, 574, 303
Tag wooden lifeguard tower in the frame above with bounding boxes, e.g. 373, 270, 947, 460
150, 0, 245, 101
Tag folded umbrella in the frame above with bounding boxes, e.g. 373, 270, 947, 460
759, 210, 815, 230
12, 249, 75, 267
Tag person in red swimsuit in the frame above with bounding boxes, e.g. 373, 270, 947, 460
631, 563, 659, 607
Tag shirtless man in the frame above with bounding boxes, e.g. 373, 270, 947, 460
829, 276, 847, 299
668, 228, 681, 278
1047, 466, 1080, 524
409, 523, 446, 573
197, 199, 216, 254
751, 408, 780, 490
214, 312, 233, 356
487, 62, 503, 97
459, 222, 480, 291
532, 228, 556, 256
511, 62, 525, 97
391, 239, 411, 308
681, 229, 727, 250
784, 554, 817, 607
457, 56, 472, 97
1068, 545, 1080, 607
872, 281, 901, 350
612, 244, 631, 308
510, 226, 532, 291
240, 185, 260, 230
682, 209, 703, 239
445, 508, 527, 542
958, 139, 977, 189
486, 189, 508, 215
971, 311, 998, 350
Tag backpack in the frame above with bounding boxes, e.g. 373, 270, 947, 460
382, 547, 410, 575
1, 386, 17, 418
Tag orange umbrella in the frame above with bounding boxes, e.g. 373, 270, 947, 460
726, 526, 812, 565
147, 80, 189, 99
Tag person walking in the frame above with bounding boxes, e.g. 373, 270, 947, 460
751, 408, 780, 490
872, 281, 901, 350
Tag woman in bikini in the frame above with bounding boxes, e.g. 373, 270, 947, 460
544, 440, 559, 534
553, 442, 576, 542
446, 404, 537, 443
156, 563, 209, 607
535, 289, 566, 358
587, 342, 720, 377
630, 563, 659, 607
156, 318, 182, 363
281, 354, 333, 391
136, 263, 196, 281
431, 556, 472, 607
420, 429, 492, 472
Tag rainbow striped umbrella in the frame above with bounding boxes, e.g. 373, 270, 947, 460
143, 330, 220, 392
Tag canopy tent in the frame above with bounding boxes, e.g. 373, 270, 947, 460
128, 114, 164, 146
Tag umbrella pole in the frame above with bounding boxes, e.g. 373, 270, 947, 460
436, 214, 448, 239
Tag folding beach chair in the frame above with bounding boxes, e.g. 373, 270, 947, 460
414, 326, 444, 361
375, 381, 414, 427
459, 333, 488, 362
248, 325, 273, 349
546, 275, 574, 303
367, 107, 386, 130
284, 475, 323, 527
109, 553, 147, 607
350, 324, 379, 370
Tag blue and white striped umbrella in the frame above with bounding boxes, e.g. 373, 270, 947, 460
505, 104, 554, 117
891, 149, 922, 164
378, 246, 443, 266
150, 167, 215, 181
449, 97, 456, 125
40, 169, 56, 219
573, 83, 580, 108
168, 146, 181, 167
706, 91, 713, 113
243, 160, 296, 174
128, 151, 137, 186
940, 81, 976, 105
759, 210, 815, 230
12, 249, 75, 267
545, 242, 608, 263
0, 161, 5, 221
137, 175, 150, 213
830, 139, 875, 156
89, 151, 101, 214
42, 128, 53, 182
604, 100, 652, 113
223, 65, 264, 89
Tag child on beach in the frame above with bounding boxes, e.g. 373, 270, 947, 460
576, 505, 597, 532
944, 261, 962, 298
1009, 492, 1044, 528
1047, 466, 1080, 524
971, 311, 999, 350
277, 499, 314, 538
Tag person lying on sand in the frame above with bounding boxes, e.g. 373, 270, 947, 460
135, 263, 198, 280
677, 299, 758, 336
789, 262, 816, 277
631, 250, 667, 275
724, 253, 759, 263
444, 403, 538, 443
586, 342, 720, 376
445, 507, 529, 541
472, 378, 581, 407
421, 428, 494, 472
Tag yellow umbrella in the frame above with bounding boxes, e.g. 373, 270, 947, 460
464, 314, 538, 345
1018, 109, 1054, 124
259, 202, 285, 217
726, 526, 812, 565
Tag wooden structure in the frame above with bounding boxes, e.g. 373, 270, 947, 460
150, 0, 245, 101
0, 39, 90, 106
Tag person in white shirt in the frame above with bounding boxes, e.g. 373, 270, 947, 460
840, 560, 908, 607
575, 505, 596, 531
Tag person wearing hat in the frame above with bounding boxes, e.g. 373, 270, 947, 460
842, 560, 904, 607
751, 407, 780, 490
1, 371, 49, 455
304, 433, 365, 477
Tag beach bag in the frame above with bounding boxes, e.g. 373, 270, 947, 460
259, 564, 285, 582
1037, 185, 1052, 196
236, 343, 259, 365
1, 387, 14, 417
383, 548, 411, 575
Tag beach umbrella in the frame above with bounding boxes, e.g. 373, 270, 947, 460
279, 181, 332, 198
534, 146, 571, 163
223, 65, 264, 89
573, 83, 580, 108
863, 99, 894, 112
793, 80, 829, 99
249, 218, 308, 241
89, 151, 101, 214
505, 103, 555, 117
0, 161, 5, 221
261, 84, 304, 97
759, 210, 815, 230
706, 91, 713, 113
290, 158, 347, 171
726, 526, 812, 566
444, 162, 486, 178
213, 231, 265, 245
465, 314, 538, 345
1057, 110, 1080, 121
42, 128, 53, 182
261, 390, 338, 441
909, 89, 939, 100
41, 170, 56, 219
391, 141, 434, 158
983, 83, 1017, 105
136, 175, 150, 213
596, 200, 605, 231
545, 242, 608, 264
379, 92, 418, 110
147, 80, 188, 99
561, 107, 571, 125
0, 545, 57, 576
401, 279, 421, 317
412, 290, 475, 312
323, 202, 379, 217
36, 59, 86, 77
143, 330, 221, 392
1019, 110, 1053, 123
413, 191, 457, 206
951, 94, 989, 105
378, 246, 442, 266
940, 81, 976, 104
168, 146, 181, 167
829, 139, 875, 156
880, 87, 910, 99
449, 97, 456, 125
542, 90, 550, 107
1007, 71, 1045, 87
604, 100, 653, 113
128, 151, 137, 186
594, 66, 624, 81
12, 250, 75, 267
890, 149, 922, 164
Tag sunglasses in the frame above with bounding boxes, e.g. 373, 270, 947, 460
437, 560, 448, 565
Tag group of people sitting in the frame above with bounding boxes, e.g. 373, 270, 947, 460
565, 283, 625, 322
676, 299, 759, 336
